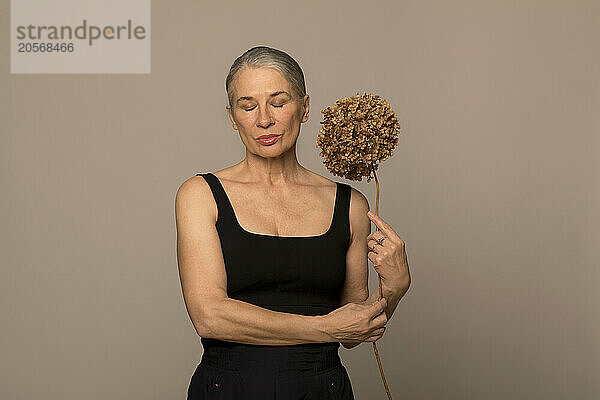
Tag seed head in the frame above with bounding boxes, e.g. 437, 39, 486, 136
317, 93, 401, 182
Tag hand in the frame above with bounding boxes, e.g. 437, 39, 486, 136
321, 298, 388, 344
366, 211, 411, 291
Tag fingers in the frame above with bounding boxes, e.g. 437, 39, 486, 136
366, 211, 396, 241
370, 298, 388, 328
375, 297, 387, 310
371, 311, 388, 328
373, 326, 386, 335
367, 239, 382, 252
370, 297, 387, 318
365, 326, 386, 342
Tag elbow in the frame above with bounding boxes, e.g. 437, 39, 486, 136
191, 299, 224, 338
193, 319, 211, 338
190, 308, 211, 338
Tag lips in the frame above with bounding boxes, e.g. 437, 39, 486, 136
256, 134, 281, 146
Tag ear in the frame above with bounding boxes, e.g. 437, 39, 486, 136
226, 105, 238, 131
300, 95, 310, 123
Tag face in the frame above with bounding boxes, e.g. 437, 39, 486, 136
226, 67, 309, 154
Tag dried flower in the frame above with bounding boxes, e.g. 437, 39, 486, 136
317, 93, 401, 182
318, 93, 401, 399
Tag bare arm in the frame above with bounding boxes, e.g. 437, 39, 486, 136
338, 187, 409, 349
359, 283, 409, 321
337, 187, 371, 349
175, 175, 333, 346
200, 298, 332, 345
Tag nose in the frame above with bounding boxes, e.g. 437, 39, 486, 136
256, 105, 274, 128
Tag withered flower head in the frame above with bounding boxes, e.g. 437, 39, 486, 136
317, 93, 401, 182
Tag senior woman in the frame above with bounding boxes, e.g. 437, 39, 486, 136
176, 46, 411, 400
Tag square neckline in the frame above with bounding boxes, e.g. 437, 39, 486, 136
206, 172, 340, 239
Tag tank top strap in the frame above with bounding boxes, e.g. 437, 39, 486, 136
334, 182, 352, 241
198, 172, 351, 239
196, 172, 236, 223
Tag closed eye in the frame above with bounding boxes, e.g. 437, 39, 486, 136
243, 104, 284, 112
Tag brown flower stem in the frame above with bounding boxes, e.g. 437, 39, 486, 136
372, 164, 393, 400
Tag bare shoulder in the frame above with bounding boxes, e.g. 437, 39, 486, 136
304, 170, 339, 189
348, 185, 370, 240
308, 171, 369, 211
175, 174, 217, 225
209, 166, 239, 183
349, 185, 369, 210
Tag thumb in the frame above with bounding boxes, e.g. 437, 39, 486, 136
373, 297, 387, 311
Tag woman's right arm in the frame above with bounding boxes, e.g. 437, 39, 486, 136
175, 176, 333, 346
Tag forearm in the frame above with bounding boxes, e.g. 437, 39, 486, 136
198, 297, 332, 345
371, 280, 409, 320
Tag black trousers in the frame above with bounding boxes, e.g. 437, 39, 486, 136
187, 341, 355, 400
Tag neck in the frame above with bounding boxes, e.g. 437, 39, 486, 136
239, 146, 306, 185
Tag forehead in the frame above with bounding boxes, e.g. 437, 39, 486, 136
232, 67, 292, 97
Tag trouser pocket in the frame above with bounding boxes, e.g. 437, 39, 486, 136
187, 362, 244, 400
314, 365, 355, 400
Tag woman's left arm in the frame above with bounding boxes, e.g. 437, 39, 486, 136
359, 278, 410, 320
338, 188, 411, 349
364, 210, 411, 320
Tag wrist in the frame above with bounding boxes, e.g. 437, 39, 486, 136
382, 276, 410, 296
313, 315, 334, 343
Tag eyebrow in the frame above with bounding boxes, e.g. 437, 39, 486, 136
236, 91, 290, 103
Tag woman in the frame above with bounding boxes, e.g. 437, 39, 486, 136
176, 46, 411, 400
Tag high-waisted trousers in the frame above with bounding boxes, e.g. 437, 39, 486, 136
187, 341, 355, 400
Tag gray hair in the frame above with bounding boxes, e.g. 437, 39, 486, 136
225, 46, 307, 107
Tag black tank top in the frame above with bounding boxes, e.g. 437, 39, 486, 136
197, 172, 351, 347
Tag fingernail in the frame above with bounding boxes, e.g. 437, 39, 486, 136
367, 211, 374, 216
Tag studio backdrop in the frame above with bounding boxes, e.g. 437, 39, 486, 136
1, 1, 598, 399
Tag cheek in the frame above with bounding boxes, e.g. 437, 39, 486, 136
233, 112, 254, 128
233, 106, 300, 128
281, 107, 301, 124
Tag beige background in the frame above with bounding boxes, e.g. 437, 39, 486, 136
1, 1, 598, 399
